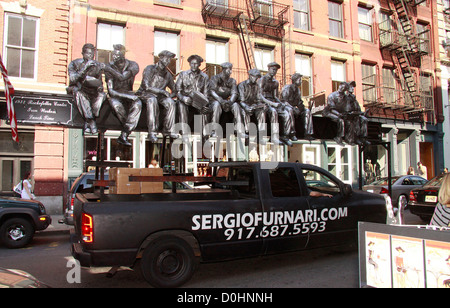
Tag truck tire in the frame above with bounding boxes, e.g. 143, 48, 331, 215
0, 218, 35, 249
140, 236, 198, 288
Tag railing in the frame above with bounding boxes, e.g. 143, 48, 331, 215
379, 20, 430, 55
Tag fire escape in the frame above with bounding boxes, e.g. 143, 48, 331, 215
201, 0, 290, 85
372, 0, 434, 122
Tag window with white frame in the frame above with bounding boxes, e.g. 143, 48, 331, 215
382, 67, 397, 104
295, 53, 313, 97
156, 0, 180, 4
293, 0, 310, 31
328, 1, 343, 38
254, 45, 274, 73
205, 38, 229, 78
331, 60, 346, 92
4, 13, 39, 79
358, 6, 373, 42
362, 63, 376, 103
85, 134, 135, 167
327, 145, 352, 184
97, 22, 125, 64
154, 30, 179, 75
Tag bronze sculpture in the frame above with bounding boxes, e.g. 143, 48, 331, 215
104, 44, 142, 146
67, 43, 106, 134
323, 81, 369, 146
176, 55, 210, 136
238, 69, 266, 141
137, 50, 178, 143
208, 62, 246, 138
280, 73, 314, 141
259, 62, 284, 145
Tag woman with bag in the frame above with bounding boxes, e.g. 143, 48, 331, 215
20, 172, 35, 200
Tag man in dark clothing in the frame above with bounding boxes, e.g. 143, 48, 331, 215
104, 44, 142, 146
67, 43, 106, 134
137, 50, 177, 142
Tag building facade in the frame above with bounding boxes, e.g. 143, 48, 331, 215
0, 0, 445, 212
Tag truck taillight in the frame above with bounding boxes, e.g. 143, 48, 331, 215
81, 213, 93, 243
70, 197, 74, 210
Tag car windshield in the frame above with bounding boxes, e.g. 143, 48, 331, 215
425, 174, 445, 187
370, 176, 401, 186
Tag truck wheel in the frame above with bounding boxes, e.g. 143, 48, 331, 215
0, 218, 35, 249
140, 236, 198, 288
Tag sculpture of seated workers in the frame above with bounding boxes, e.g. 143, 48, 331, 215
136, 50, 178, 143
347, 81, 369, 146
103, 44, 142, 146
323, 81, 369, 146
208, 62, 246, 138
175, 55, 211, 136
67, 43, 106, 134
238, 69, 267, 142
280, 73, 314, 141
259, 62, 285, 145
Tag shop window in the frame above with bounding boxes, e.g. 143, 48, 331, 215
85, 135, 134, 170
4, 13, 39, 79
327, 145, 352, 184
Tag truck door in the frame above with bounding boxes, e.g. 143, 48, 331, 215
262, 165, 310, 254
193, 166, 265, 261
300, 166, 356, 248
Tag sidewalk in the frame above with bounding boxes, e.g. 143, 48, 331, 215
40, 215, 73, 234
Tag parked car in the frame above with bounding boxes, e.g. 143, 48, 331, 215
0, 197, 51, 248
0, 268, 50, 288
363, 175, 428, 208
62, 171, 193, 225
408, 173, 446, 222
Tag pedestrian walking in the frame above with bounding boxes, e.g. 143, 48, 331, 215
20, 172, 35, 200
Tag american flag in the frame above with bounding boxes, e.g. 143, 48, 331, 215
0, 55, 18, 142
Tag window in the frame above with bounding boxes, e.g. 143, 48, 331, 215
382, 68, 397, 104
269, 167, 302, 198
156, 0, 180, 4
327, 145, 352, 184
362, 63, 376, 103
154, 30, 179, 75
293, 0, 310, 31
97, 22, 125, 64
205, 38, 229, 78
379, 12, 394, 47
255, 0, 273, 19
331, 60, 345, 92
295, 53, 313, 97
220, 167, 256, 198
416, 23, 430, 54
329, 1, 343, 38
302, 167, 340, 195
85, 135, 134, 168
4, 13, 39, 79
254, 45, 274, 73
358, 7, 373, 42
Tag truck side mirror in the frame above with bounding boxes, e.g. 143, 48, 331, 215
343, 184, 353, 197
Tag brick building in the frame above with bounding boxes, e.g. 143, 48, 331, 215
0, 0, 445, 212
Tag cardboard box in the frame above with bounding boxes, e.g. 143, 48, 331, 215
140, 168, 163, 194
109, 168, 141, 195
109, 168, 164, 194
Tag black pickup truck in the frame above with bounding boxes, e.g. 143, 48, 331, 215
71, 162, 390, 287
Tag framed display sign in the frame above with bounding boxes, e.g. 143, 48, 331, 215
359, 222, 450, 288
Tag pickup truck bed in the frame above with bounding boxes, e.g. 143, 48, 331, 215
71, 162, 389, 287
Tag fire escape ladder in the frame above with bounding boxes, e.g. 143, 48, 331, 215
281, 25, 291, 87
238, 14, 256, 71
390, 0, 422, 110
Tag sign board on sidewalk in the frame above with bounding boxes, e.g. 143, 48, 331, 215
359, 222, 450, 288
